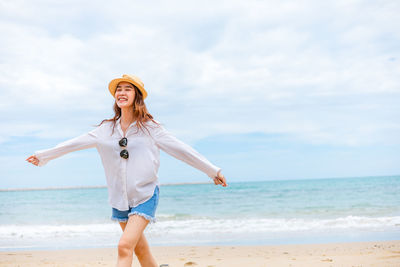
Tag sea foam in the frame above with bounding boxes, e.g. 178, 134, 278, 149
1, 215, 399, 249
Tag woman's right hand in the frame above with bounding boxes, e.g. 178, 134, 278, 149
26, 155, 40, 166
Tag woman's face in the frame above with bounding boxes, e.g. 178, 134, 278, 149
115, 82, 136, 108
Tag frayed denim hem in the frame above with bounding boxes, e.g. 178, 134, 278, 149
129, 211, 157, 224
110, 216, 128, 223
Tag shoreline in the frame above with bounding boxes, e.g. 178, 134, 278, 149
2, 240, 399, 266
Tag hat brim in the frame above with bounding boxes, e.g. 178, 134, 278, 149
108, 78, 148, 99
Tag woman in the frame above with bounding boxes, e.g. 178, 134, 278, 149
26, 74, 227, 267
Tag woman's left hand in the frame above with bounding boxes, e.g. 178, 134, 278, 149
213, 170, 227, 187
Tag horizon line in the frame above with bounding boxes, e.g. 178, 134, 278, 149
1, 174, 399, 192
0, 181, 213, 192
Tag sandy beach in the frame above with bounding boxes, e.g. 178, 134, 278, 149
1, 241, 399, 267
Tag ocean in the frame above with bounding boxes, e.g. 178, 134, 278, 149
1, 176, 399, 250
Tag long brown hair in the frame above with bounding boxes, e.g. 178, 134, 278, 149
95, 84, 158, 135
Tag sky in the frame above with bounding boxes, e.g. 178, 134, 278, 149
0, 0, 399, 189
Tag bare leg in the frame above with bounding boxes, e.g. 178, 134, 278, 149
134, 232, 158, 267
119, 221, 127, 231
119, 222, 157, 266
117, 215, 157, 267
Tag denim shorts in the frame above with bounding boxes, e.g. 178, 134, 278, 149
111, 185, 159, 224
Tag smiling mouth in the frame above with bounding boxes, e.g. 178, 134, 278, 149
117, 97, 128, 102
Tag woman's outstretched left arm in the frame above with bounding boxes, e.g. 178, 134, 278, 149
151, 123, 227, 187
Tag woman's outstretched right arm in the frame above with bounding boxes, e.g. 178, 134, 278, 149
26, 127, 100, 167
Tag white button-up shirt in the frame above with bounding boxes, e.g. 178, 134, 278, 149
34, 118, 221, 211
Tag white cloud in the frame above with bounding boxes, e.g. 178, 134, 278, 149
0, 0, 399, 147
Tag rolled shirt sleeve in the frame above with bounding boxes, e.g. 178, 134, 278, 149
151, 122, 221, 179
34, 128, 99, 167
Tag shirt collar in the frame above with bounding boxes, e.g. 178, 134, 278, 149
116, 117, 137, 137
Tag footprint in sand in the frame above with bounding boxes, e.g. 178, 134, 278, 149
184, 261, 198, 266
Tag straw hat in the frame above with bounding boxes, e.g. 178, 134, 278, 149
108, 74, 148, 99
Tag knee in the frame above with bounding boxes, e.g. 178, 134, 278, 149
118, 239, 134, 257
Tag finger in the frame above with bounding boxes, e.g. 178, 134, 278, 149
219, 177, 227, 187
26, 156, 37, 162
28, 158, 39, 165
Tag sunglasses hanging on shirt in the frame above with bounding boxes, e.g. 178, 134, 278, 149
119, 137, 129, 159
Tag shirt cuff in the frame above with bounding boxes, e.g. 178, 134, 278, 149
34, 151, 49, 167
208, 167, 222, 179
